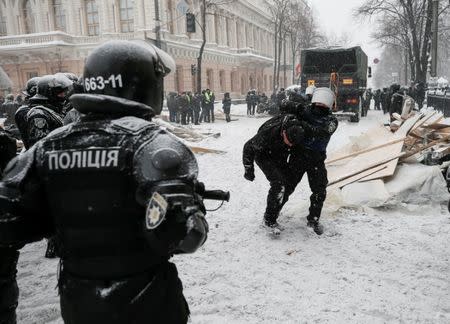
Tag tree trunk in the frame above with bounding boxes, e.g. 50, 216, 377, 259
197, 0, 207, 93
418, 0, 433, 82
276, 30, 283, 88
283, 37, 287, 87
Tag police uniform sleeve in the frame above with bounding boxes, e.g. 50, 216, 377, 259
301, 114, 338, 139
0, 145, 53, 249
133, 131, 208, 255
0, 130, 17, 174
0, 145, 52, 324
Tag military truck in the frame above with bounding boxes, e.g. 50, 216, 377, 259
300, 46, 369, 122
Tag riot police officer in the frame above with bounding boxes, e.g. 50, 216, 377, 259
0, 41, 210, 324
26, 74, 72, 147
15, 76, 41, 148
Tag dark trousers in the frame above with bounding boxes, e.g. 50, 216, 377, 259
187, 110, 194, 124
59, 262, 189, 324
180, 111, 187, 125
256, 154, 328, 223
247, 104, 252, 115
200, 107, 209, 123
193, 109, 200, 125
169, 109, 176, 122
209, 104, 215, 122
0, 248, 19, 324
251, 104, 256, 115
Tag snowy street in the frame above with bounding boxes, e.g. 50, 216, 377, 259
16, 104, 450, 323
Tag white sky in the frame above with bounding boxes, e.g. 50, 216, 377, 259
309, 0, 382, 63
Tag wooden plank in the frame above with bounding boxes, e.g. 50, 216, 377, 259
411, 111, 437, 131
328, 152, 405, 186
421, 122, 450, 130
327, 165, 388, 190
189, 146, 227, 154
399, 134, 450, 160
325, 137, 405, 165
358, 152, 401, 181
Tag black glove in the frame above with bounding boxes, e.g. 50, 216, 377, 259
244, 166, 255, 181
175, 209, 208, 254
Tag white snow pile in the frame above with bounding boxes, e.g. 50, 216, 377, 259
331, 163, 447, 209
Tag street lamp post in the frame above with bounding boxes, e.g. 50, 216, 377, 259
430, 0, 439, 77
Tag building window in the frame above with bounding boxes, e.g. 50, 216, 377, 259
225, 18, 230, 47
85, 0, 99, 36
53, 0, 66, 31
174, 65, 183, 93
206, 69, 214, 90
0, 14, 6, 36
219, 70, 225, 92
167, 0, 174, 34
22, 0, 35, 34
119, 0, 134, 32
214, 14, 219, 44
240, 75, 246, 94
26, 71, 38, 80
230, 71, 237, 92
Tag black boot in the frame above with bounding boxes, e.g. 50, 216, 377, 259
307, 216, 323, 235
45, 236, 59, 259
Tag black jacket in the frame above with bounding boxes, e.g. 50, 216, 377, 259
243, 114, 304, 168
222, 97, 231, 114
243, 106, 338, 169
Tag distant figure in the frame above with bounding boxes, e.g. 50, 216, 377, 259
1, 94, 18, 128
222, 92, 232, 122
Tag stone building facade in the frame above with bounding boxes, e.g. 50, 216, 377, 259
0, 0, 302, 97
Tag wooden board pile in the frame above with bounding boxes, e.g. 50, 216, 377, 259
153, 118, 220, 142
152, 118, 226, 154
326, 110, 450, 190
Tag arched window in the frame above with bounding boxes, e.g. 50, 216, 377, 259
119, 0, 134, 32
22, 0, 35, 34
53, 0, 66, 31
0, 8, 7, 36
85, 0, 99, 36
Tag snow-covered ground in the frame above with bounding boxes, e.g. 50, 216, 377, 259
17, 105, 450, 323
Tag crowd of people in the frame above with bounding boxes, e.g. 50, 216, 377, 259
166, 89, 215, 125
361, 81, 426, 120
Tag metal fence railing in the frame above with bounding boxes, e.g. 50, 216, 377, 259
427, 89, 450, 117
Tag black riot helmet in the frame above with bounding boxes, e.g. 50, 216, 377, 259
22, 76, 41, 98
81, 40, 175, 114
32, 74, 74, 108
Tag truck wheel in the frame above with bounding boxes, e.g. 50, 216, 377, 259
350, 114, 359, 123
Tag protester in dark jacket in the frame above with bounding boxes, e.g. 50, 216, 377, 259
243, 87, 338, 236
1, 94, 18, 128
222, 92, 232, 122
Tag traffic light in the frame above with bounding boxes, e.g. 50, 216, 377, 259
186, 13, 196, 33
191, 64, 197, 75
